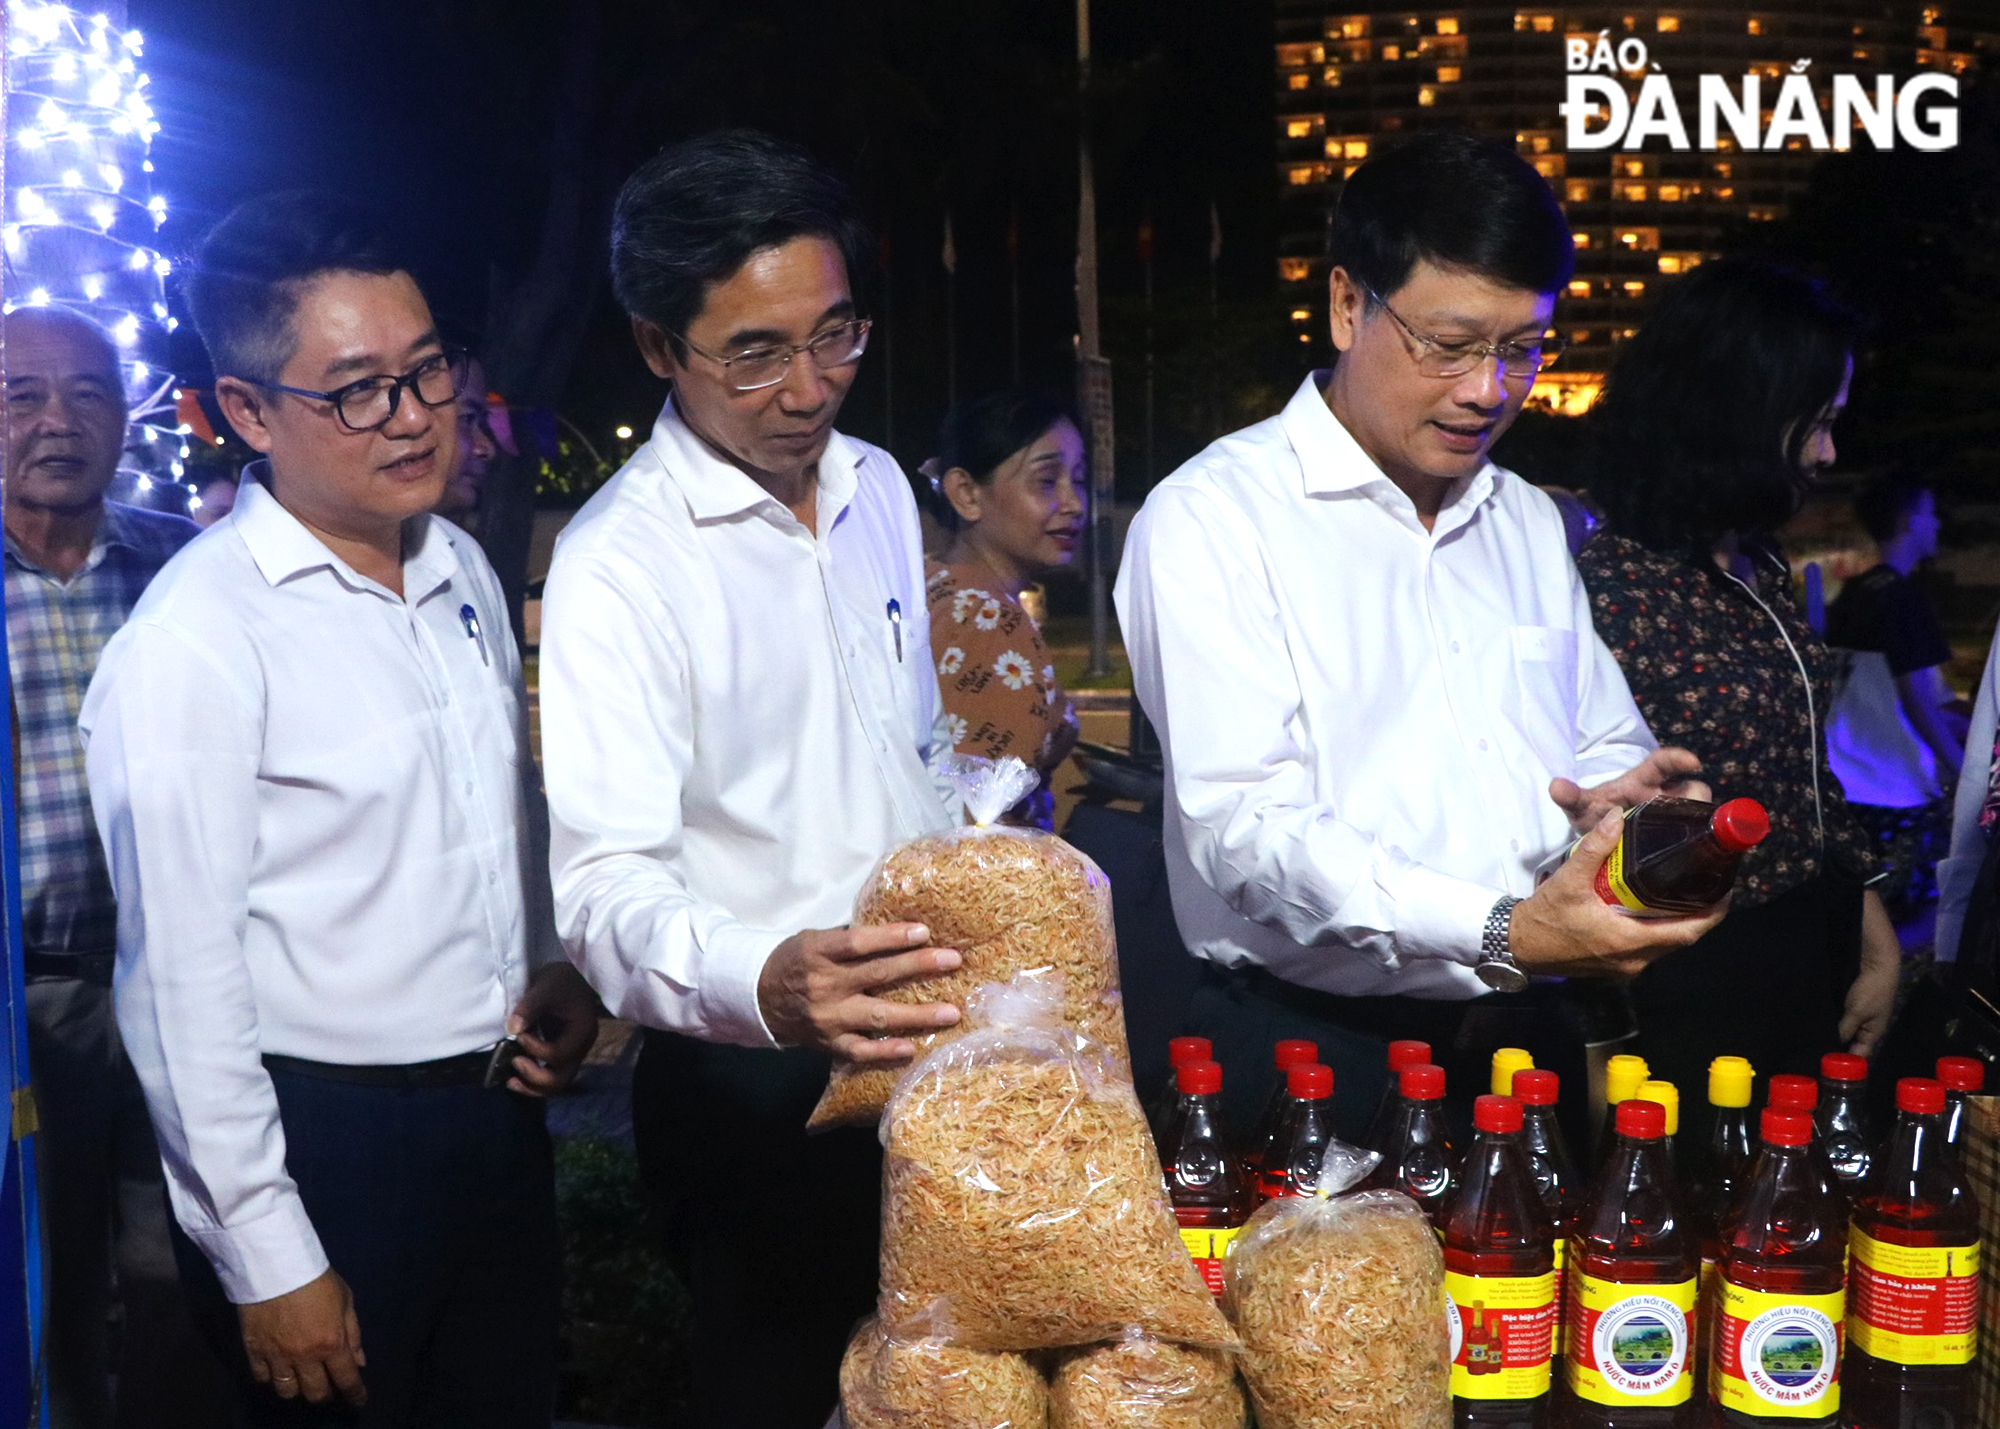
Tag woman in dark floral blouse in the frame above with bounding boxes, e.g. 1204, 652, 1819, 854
1576, 259, 1901, 1136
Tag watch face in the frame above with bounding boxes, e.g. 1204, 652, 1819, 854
1476, 959, 1530, 994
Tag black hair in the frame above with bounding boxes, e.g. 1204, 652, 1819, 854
1329, 130, 1574, 302
1583, 258, 1861, 552
924, 391, 1076, 533
610, 129, 872, 360
184, 190, 406, 383
1853, 471, 1932, 546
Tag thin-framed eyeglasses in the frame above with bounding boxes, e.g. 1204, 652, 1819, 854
1362, 285, 1567, 381
250, 347, 471, 433
676, 318, 872, 393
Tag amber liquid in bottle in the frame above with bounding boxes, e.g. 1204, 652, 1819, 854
1363, 1037, 1433, 1150
1693, 1058, 1758, 1403
1366, 1061, 1455, 1226
1710, 1109, 1846, 1427
1815, 1053, 1874, 1194
1845, 1079, 1980, 1429
1244, 1038, 1318, 1176
1164, 1059, 1246, 1301
1442, 1095, 1555, 1428
1564, 1099, 1701, 1428
1257, 1062, 1335, 1202
1595, 796, 1768, 914
1514, 1069, 1579, 1363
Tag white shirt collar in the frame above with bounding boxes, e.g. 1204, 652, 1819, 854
651, 394, 861, 532
232, 461, 458, 602
1277, 369, 1498, 532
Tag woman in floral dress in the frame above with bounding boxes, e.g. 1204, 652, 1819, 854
1575, 258, 1901, 1142
922, 392, 1086, 828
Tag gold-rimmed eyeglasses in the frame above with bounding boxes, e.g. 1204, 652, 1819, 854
1362, 285, 1567, 381
677, 318, 873, 393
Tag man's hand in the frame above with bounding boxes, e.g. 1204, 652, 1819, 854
757, 923, 961, 1063
238, 1267, 366, 1408
1841, 889, 1903, 1057
1508, 809, 1728, 977
507, 962, 603, 1097
1549, 747, 1710, 835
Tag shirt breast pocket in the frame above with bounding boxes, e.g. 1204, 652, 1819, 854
1509, 624, 1581, 768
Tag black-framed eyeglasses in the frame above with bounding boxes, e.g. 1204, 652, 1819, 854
249, 347, 471, 433
1362, 285, 1567, 381
677, 319, 872, 393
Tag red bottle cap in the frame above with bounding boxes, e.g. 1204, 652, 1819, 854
1761, 1108, 1813, 1146
1387, 1039, 1432, 1073
1288, 1063, 1333, 1100
1400, 1063, 1446, 1100
1176, 1059, 1222, 1096
1512, 1067, 1559, 1106
1616, 1099, 1668, 1139
1168, 1036, 1212, 1068
1274, 1039, 1319, 1071
1711, 798, 1770, 853
1474, 1094, 1524, 1134
1769, 1074, 1818, 1113
1821, 1052, 1868, 1084
1897, 1077, 1947, 1116
1938, 1056, 1985, 1093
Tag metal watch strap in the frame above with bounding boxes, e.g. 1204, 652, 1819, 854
1482, 895, 1523, 966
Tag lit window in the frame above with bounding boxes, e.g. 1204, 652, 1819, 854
1287, 118, 1316, 138
1713, 161, 1733, 178
1622, 328, 1638, 339
1567, 180, 1592, 201
1279, 258, 1313, 282
1571, 330, 1590, 344
1534, 14, 1555, 30
1289, 165, 1318, 185
1623, 280, 1646, 296
1573, 232, 1591, 248
1381, 42, 1401, 59
1437, 16, 1460, 33
1438, 65, 1462, 82
1568, 279, 1593, 298
1714, 185, 1735, 199
1532, 134, 1553, 152
1278, 42, 1327, 66
1623, 183, 1648, 202
1345, 139, 1370, 159
1418, 85, 1437, 105
1291, 308, 1313, 321
1623, 159, 1646, 177
1289, 71, 1311, 89
1747, 16, 1764, 34
1658, 255, 1682, 274
1657, 14, 1680, 30
1535, 156, 1565, 178
1324, 64, 1343, 86
1658, 184, 1683, 201
1340, 15, 1370, 38
1923, 6, 1940, 21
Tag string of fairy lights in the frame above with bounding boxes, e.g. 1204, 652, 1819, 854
4, 1, 190, 500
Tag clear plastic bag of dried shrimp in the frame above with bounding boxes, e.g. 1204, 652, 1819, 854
1050, 1328, 1246, 1429
877, 975, 1232, 1353
838, 1313, 1047, 1429
809, 756, 1128, 1132
1224, 1144, 1450, 1429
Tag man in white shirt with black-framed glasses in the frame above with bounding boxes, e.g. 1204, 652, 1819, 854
1116, 131, 1728, 1148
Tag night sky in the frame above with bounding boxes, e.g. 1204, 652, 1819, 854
133, 0, 1282, 482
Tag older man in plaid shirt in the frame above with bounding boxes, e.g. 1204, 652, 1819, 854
4, 305, 213, 1426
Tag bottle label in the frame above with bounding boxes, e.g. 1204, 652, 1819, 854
1178, 1226, 1238, 1300
1847, 1229, 1979, 1365
1551, 1238, 1568, 1357
1714, 1280, 1843, 1417
1445, 1269, 1556, 1400
1595, 836, 1649, 911
1566, 1271, 1696, 1405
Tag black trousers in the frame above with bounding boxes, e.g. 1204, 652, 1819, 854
174, 1066, 561, 1428
1184, 964, 1598, 1159
1631, 870, 1860, 1191
631, 1030, 881, 1429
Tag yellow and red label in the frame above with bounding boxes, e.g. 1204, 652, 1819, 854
1445, 1269, 1556, 1400
1552, 1239, 1569, 1357
1847, 1230, 1979, 1366
1595, 837, 1649, 911
1565, 1271, 1696, 1406
1178, 1226, 1239, 1301
1713, 1280, 1844, 1418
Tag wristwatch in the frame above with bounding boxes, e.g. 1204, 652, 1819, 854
1476, 895, 1530, 993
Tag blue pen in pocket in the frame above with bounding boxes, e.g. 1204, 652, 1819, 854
460, 603, 489, 665
887, 598, 903, 662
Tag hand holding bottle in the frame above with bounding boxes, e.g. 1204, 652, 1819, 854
1509, 811, 1727, 978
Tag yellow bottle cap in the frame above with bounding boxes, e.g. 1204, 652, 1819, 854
1709, 1057, 1755, 1109
1491, 1048, 1535, 1097
1605, 1054, 1651, 1108
1638, 1079, 1681, 1136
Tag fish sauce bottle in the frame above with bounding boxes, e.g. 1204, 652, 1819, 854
1148, 1035, 1214, 1144
1816, 1052, 1874, 1194
1493, 1047, 1536, 1097
1366, 1061, 1454, 1224
1564, 1098, 1701, 1426
1364, 1037, 1433, 1148
1767, 1075, 1843, 1206
1514, 1067, 1579, 1359
1257, 1062, 1334, 1202
1845, 1077, 1980, 1429
1596, 796, 1769, 914
1638, 1079, 1683, 1177
1442, 1094, 1556, 1427
1695, 1056, 1759, 1398
1245, 1038, 1318, 1175
1935, 1056, 1983, 1151
1164, 1059, 1245, 1301
1601, 1054, 1652, 1160
1710, 1108, 1846, 1426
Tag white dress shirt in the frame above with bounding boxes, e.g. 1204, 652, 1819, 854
80, 472, 560, 1304
1114, 373, 1655, 1000
539, 397, 956, 1048
1935, 627, 1999, 962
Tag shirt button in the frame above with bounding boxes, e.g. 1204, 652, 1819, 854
1511, 839, 1521, 853
464, 781, 474, 797
1451, 640, 1462, 654
1478, 738, 1490, 752
487, 870, 498, 885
